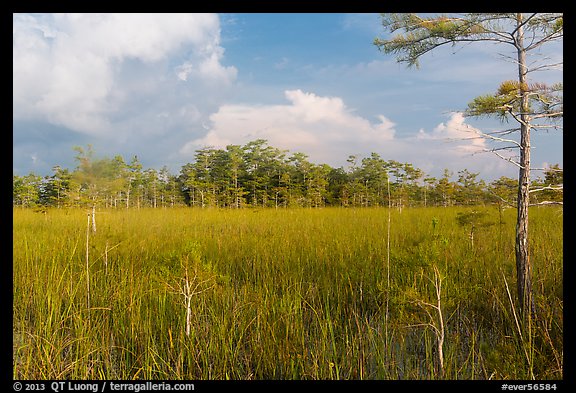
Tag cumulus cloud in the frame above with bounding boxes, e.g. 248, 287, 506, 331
413, 112, 517, 178
13, 13, 237, 137
417, 112, 487, 154
181, 89, 396, 164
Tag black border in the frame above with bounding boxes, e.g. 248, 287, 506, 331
8, 5, 572, 392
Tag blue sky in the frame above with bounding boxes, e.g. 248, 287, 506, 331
13, 13, 563, 181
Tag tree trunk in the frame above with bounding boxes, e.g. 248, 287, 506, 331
515, 13, 535, 317
234, 172, 240, 209
153, 184, 157, 208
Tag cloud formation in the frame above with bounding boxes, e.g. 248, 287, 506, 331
13, 13, 237, 137
183, 89, 396, 164
417, 112, 487, 153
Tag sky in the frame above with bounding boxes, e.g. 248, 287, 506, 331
13, 13, 563, 181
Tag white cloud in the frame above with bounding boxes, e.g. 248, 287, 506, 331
413, 112, 518, 178
181, 89, 396, 164
417, 112, 487, 153
176, 46, 237, 83
13, 13, 237, 136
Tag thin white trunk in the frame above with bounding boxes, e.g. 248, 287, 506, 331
91, 205, 97, 233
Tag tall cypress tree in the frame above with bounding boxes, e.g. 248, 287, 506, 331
375, 13, 563, 316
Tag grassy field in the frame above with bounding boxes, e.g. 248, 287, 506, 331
12, 206, 563, 380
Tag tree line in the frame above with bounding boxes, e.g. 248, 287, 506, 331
12, 139, 562, 210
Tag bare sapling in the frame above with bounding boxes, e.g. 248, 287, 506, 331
408, 265, 445, 377
166, 255, 216, 337
91, 205, 97, 233
385, 172, 391, 349
85, 211, 91, 322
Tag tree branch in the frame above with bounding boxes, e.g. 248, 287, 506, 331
529, 184, 563, 193
486, 149, 524, 169
529, 201, 563, 206
487, 189, 517, 208
527, 61, 563, 73
510, 13, 538, 38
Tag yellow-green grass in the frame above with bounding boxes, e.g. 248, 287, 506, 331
13, 206, 562, 379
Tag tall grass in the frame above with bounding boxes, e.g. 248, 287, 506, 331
13, 206, 563, 379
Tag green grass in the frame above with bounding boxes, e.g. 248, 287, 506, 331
13, 206, 563, 379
